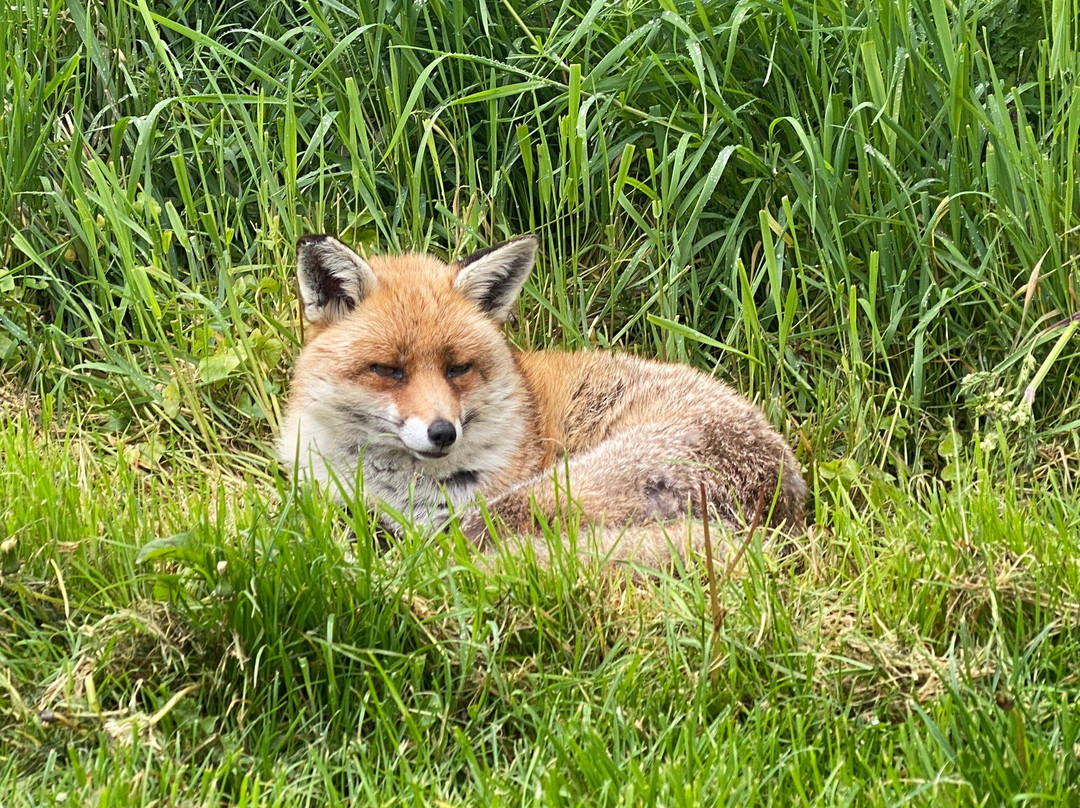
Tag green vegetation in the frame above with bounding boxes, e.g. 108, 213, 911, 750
2, 0, 1078, 803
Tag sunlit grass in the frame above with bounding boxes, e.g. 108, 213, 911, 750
2, 400, 1078, 804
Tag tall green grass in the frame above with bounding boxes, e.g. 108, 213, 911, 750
3, 0, 1077, 471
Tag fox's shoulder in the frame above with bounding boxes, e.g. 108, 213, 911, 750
513, 348, 638, 404
513, 349, 731, 452
515, 347, 715, 394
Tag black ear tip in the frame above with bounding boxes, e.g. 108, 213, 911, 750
514, 234, 539, 257
297, 234, 335, 251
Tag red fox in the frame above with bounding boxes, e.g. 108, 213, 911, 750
279, 235, 806, 567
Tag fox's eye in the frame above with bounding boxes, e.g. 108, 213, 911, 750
370, 364, 404, 380
446, 363, 472, 379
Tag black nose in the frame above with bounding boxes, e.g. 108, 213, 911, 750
427, 419, 457, 449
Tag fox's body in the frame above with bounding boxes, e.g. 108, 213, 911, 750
279, 235, 805, 566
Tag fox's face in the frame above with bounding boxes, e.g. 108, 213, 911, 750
280, 235, 537, 500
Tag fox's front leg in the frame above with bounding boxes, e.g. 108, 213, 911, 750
460, 424, 706, 546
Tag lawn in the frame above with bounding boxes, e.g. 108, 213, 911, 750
1, 0, 1079, 804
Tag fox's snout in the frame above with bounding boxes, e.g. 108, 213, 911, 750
427, 420, 457, 449
398, 414, 461, 458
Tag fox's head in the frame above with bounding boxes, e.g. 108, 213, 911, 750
280, 235, 537, 484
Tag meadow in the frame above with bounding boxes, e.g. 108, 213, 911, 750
2, 0, 1079, 803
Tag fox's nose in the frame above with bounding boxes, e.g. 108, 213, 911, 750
427, 419, 457, 449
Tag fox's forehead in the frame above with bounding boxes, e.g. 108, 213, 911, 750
365, 252, 456, 285
309, 270, 499, 366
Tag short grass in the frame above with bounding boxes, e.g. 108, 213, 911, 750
2, 0, 1079, 804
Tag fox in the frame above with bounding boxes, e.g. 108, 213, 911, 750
278, 234, 806, 568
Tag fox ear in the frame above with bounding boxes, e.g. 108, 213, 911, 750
454, 235, 537, 322
295, 235, 377, 325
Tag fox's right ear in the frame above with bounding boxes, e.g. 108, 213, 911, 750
295, 235, 377, 325
454, 235, 537, 323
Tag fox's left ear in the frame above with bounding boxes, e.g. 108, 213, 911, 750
295, 235, 378, 325
454, 235, 537, 322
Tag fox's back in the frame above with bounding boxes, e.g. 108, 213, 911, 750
511, 350, 805, 528
517, 350, 764, 449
